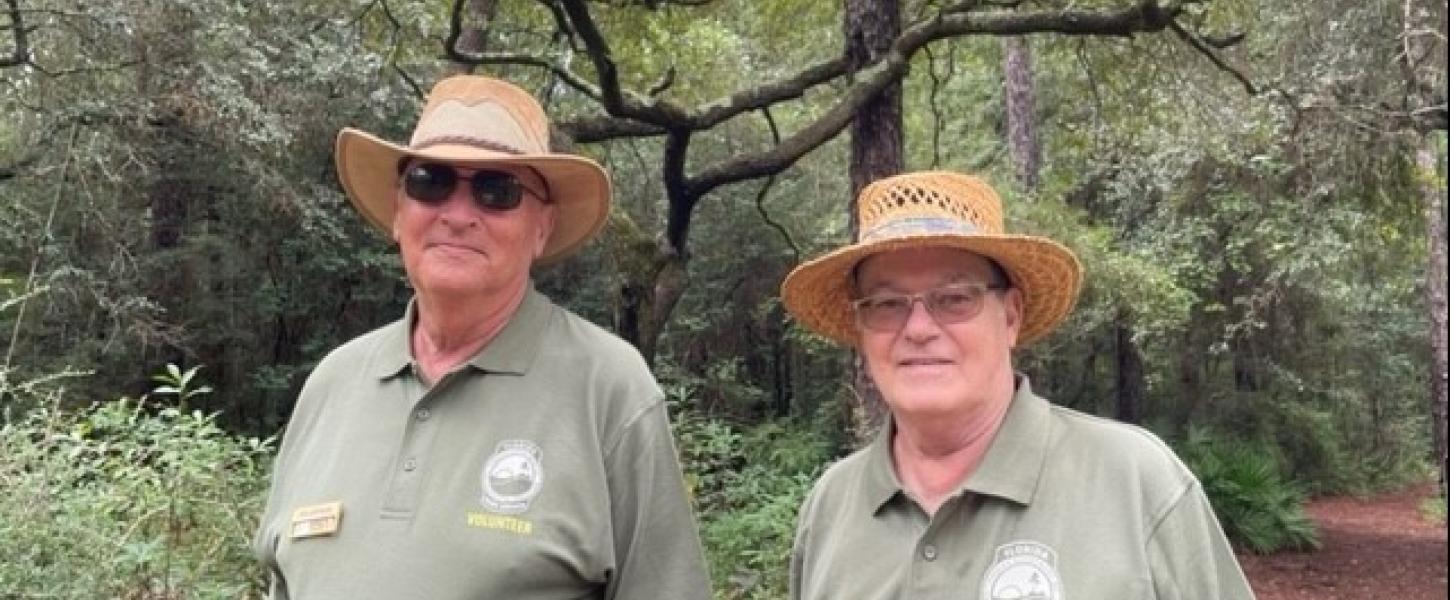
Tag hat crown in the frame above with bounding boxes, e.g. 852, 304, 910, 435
857, 172, 1005, 242
408, 76, 551, 155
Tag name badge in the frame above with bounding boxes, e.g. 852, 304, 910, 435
290, 501, 342, 539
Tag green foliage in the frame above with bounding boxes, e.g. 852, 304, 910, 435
151, 363, 216, 411
2, 1, 1444, 591
670, 383, 834, 600
0, 369, 273, 598
1419, 495, 1446, 524
1176, 428, 1321, 554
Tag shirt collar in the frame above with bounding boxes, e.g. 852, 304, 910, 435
863, 417, 904, 512
367, 285, 553, 379
861, 375, 1053, 513
461, 285, 551, 375
368, 301, 415, 379
961, 375, 1052, 506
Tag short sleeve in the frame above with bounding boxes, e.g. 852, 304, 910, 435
601, 399, 712, 600
1146, 482, 1258, 599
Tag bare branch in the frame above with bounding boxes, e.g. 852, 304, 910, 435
661, 129, 693, 249
559, 0, 627, 112
538, 0, 582, 51
558, 115, 666, 142
1168, 20, 1257, 95
444, 0, 468, 63
394, 64, 426, 99
475, 0, 1212, 263
371, 0, 425, 99
1201, 31, 1245, 48
924, 41, 949, 167
463, 50, 605, 101
2, 0, 31, 68
690, 57, 850, 129
25, 58, 142, 77
647, 66, 675, 97
584, 0, 719, 6
752, 108, 801, 262
687, 1, 1187, 196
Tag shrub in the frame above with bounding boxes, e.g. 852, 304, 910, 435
671, 393, 832, 600
1176, 427, 1320, 554
0, 371, 273, 599
1420, 495, 1447, 524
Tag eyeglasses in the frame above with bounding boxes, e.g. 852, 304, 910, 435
851, 283, 1009, 332
401, 163, 544, 211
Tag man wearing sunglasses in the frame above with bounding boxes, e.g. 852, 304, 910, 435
252, 76, 711, 600
781, 172, 1254, 600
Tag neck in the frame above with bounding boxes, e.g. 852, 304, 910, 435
410, 282, 528, 384
891, 377, 1016, 516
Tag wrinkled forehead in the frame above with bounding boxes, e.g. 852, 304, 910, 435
853, 247, 999, 294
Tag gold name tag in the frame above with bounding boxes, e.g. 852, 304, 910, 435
290, 501, 342, 539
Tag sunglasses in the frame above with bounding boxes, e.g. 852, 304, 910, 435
400, 163, 545, 211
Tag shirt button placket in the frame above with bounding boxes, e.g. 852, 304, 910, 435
921, 543, 938, 562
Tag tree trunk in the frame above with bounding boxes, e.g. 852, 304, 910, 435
136, 3, 200, 378
1002, 36, 1041, 191
1114, 308, 1145, 424
1401, 0, 1447, 497
844, 0, 902, 445
1416, 138, 1448, 497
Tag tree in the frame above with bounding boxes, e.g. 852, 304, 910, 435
1399, 0, 1448, 496
842, 0, 902, 443
445, 0, 1227, 363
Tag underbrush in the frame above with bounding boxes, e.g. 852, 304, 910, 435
0, 371, 273, 599
672, 397, 835, 599
1175, 427, 1320, 554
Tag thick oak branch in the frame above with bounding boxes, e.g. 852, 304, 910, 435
686, 1, 1184, 196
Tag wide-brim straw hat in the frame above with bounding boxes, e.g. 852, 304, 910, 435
781, 171, 1082, 347
335, 76, 610, 265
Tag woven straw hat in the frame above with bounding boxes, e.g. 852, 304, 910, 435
780, 171, 1082, 347
335, 75, 610, 265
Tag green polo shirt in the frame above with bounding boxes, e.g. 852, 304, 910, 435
790, 377, 1255, 600
253, 287, 711, 600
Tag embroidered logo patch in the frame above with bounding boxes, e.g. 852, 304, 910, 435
480, 439, 543, 514
980, 540, 1064, 600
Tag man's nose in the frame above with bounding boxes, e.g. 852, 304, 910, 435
900, 298, 941, 342
437, 181, 479, 226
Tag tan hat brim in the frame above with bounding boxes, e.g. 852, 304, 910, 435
780, 233, 1083, 347
335, 127, 611, 265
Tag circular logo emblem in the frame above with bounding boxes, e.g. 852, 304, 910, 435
481, 440, 543, 514
981, 540, 1063, 600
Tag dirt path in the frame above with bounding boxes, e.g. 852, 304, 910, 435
1238, 483, 1447, 600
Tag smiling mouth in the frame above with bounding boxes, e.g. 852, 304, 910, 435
898, 358, 953, 367
427, 241, 483, 254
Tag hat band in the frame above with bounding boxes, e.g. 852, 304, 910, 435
859, 216, 982, 242
413, 134, 526, 155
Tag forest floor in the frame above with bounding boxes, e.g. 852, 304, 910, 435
1238, 482, 1447, 600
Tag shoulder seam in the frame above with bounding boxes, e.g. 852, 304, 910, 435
604, 393, 667, 459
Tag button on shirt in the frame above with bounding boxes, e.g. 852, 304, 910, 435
253, 287, 711, 600
789, 377, 1256, 600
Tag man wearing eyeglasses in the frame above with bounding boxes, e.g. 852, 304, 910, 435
252, 76, 711, 600
781, 171, 1254, 600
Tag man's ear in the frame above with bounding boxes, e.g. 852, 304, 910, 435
391, 191, 404, 243
1004, 287, 1025, 349
533, 202, 557, 258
